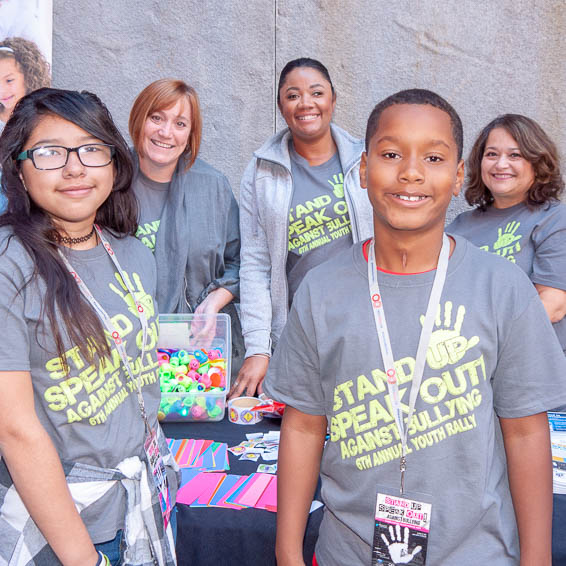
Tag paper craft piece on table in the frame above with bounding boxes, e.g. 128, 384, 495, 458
261, 449, 278, 462
257, 464, 277, 474
255, 476, 277, 512
225, 474, 257, 506
264, 431, 280, 441
209, 475, 243, 507
179, 468, 201, 489
169, 438, 187, 462
192, 473, 227, 507
192, 439, 213, 467
209, 443, 229, 471
177, 439, 197, 467
199, 441, 219, 469
176, 472, 223, 505
167, 438, 230, 471
185, 439, 203, 466
240, 452, 260, 462
238, 473, 273, 508
215, 476, 249, 509
168, 438, 191, 466
228, 445, 246, 456
246, 432, 263, 440
229, 473, 262, 506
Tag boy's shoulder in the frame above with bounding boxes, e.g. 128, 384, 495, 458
449, 234, 539, 313
300, 242, 364, 294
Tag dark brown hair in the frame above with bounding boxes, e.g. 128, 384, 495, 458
465, 114, 564, 210
0, 88, 136, 366
129, 78, 202, 170
0, 37, 51, 112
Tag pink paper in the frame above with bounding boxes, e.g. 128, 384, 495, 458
215, 476, 248, 509
176, 472, 223, 505
193, 439, 214, 467
237, 473, 273, 507
255, 476, 277, 511
187, 439, 204, 466
195, 473, 226, 506
178, 439, 196, 467
173, 439, 188, 462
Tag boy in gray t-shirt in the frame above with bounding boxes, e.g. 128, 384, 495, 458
265, 90, 566, 566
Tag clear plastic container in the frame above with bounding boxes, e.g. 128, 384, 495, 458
157, 313, 231, 422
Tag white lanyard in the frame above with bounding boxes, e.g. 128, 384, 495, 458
58, 225, 151, 429
367, 234, 450, 493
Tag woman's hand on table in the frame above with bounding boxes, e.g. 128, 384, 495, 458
229, 355, 269, 399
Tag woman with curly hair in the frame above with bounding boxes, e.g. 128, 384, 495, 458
450, 114, 566, 350
449, 113, 566, 565
0, 36, 51, 131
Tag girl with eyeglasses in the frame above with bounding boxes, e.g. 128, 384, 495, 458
0, 88, 177, 566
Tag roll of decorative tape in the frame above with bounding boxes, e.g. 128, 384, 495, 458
228, 396, 263, 425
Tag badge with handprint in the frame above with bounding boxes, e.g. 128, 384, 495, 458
372, 491, 431, 565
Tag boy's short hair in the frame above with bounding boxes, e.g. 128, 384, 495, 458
365, 89, 463, 160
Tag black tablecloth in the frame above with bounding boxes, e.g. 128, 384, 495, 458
163, 416, 322, 566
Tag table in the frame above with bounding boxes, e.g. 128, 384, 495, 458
163, 416, 323, 566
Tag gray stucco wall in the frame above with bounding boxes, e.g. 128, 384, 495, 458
53, 0, 565, 221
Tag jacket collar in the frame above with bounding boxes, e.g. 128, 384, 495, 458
253, 123, 363, 173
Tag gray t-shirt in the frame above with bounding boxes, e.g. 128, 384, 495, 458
449, 201, 566, 352
0, 229, 165, 543
286, 144, 353, 306
265, 235, 566, 566
133, 170, 170, 251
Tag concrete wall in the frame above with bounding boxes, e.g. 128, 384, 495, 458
53, 0, 566, 220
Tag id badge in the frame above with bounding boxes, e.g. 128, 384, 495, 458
144, 428, 172, 528
371, 491, 432, 566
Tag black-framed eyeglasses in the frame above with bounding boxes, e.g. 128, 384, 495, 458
17, 144, 116, 170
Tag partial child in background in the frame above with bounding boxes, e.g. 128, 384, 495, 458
265, 89, 566, 565
0, 36, 51, 132
0, 36, 51, 212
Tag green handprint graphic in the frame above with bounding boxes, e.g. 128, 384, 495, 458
420, 301, 479, 370
328, 173, 344, 198
109, 271, 155, 319
493, 221, 522, 251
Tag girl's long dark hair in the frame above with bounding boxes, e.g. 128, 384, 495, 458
0, 88, 137, 366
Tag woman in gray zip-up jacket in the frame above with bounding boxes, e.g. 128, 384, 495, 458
233, 58, 373, 399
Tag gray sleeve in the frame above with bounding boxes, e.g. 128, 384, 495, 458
263, 282, 325, 415
493, 293, 566, 418
530, 208, 566, 290
198, 175, 240, 302
239, 159, 273, 357
215, 176, 240, 299
0, 250, 31, 371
